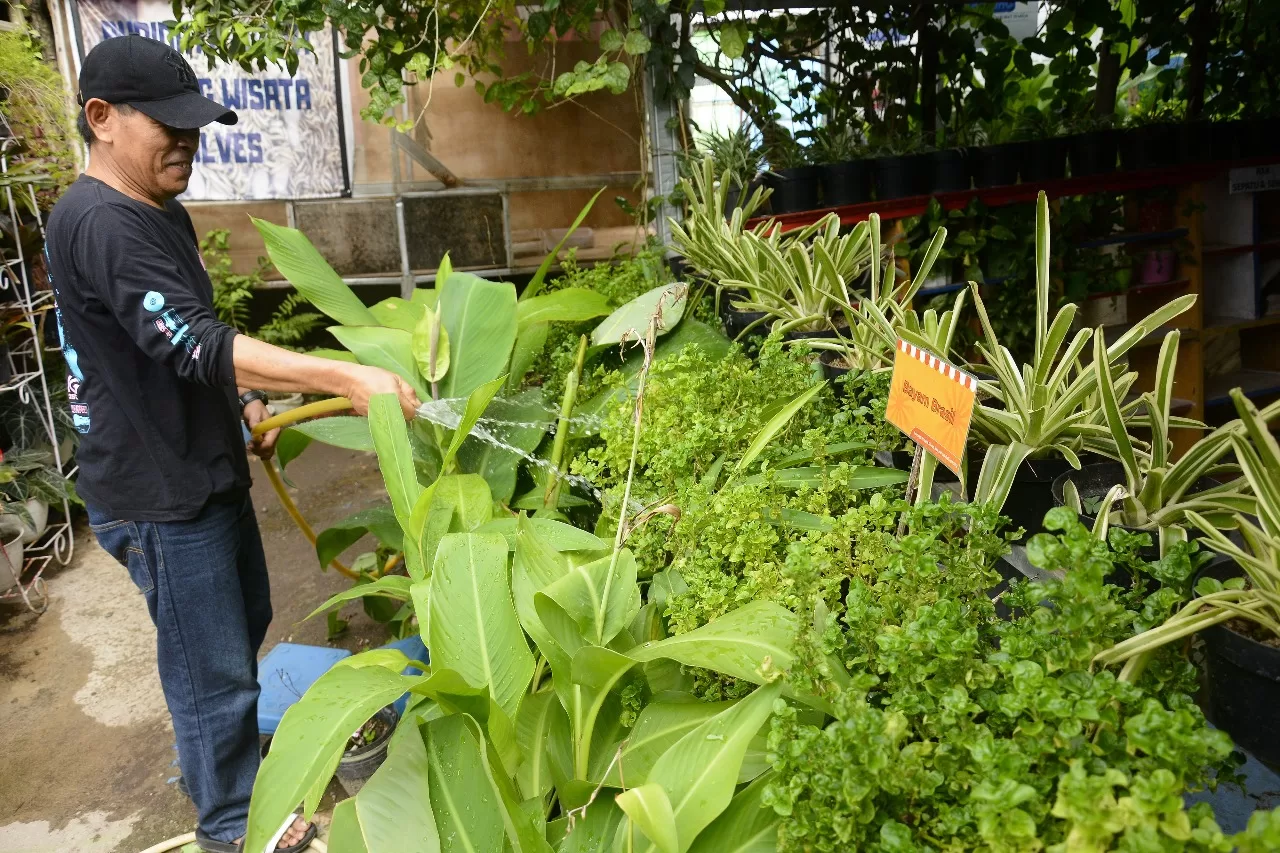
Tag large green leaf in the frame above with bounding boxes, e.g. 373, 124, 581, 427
516, 288, 613, 333
616, 784, 680, 853
599, 699, 764, 788
424, 714, 507, 853
370, 296, 426, 332
244, 662, 423, 852
315, 504, 403, 569
427, 532, 535, 718
687, 772, 779, 853
592, 283, 687, 347
288, 416, 373, 452
542, 549, 642, 646
328, 799, 369, 853
354, 722, 440, 852
515, 689, 564, 801
331, 326, 429, 401
276, 430, 312, 470
643, 682, 782, 852
626, 601, 797, 685
432, 473, 494, 532
438, 273, 518, 398
508, 322, 550, 391
550, 800, 625, 853
368, 394, 424, 540
511, 516, 573, 683
306, 575, 413, 620
252, 217, 378, 327
477, 516, 608, 552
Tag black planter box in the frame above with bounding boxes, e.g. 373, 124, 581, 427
873, 153, 930, 201
929, 148, 971, 193
820, 159, 872, 207
1068, 130, 1119, 177
1119, 125, 1180, 172
1021, 137, 1069, 185
972, 142, 1026, 188
765, 166, 821, 214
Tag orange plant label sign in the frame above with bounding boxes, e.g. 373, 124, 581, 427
884, 339, 977, 476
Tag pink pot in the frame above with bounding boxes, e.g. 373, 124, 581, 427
1141, 249, 1177, 285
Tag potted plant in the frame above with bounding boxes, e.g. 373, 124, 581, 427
868, 131, 929, 201
1011, 74, 1068, 184
1095, 388, 1280, 764
812, 121, 871, 207
0, 447, 73, 544
697, 124, 765, 213
334, 705, 398, 796
1053, 328, 1264, 559
763, 134, 820, 214
927, 130, 971, 194
970, 115, 1026, 188
968, 192, 1196, 539
1067, 114, 1120, 177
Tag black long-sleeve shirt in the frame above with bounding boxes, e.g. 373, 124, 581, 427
44, 175, 249, 520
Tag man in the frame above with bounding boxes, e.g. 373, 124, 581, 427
44, 35, 419, 853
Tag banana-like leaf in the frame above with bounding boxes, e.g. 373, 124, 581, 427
306, 574, 414, 620
592, 283, 688, 347
354, 722, 440, 852
616, 784, 680, 853
687, 771, 779, 853
516, 288, 613, 333
438, 273, 518, 399
369, 394, 424, 572
329, 799, 369, 853
370, 296, 426, 332
244, 661, 425, 852
427, 532, 535, 718
476, 516, 607, 552
424, 714, 507, 853
253, 217, 378, 327
331, 326, 430, 401
600, 698, 767, 788
288, 416, 372, 451
515, 689, 564, 801
641, 682, 782, 852
508, 322, 550, 391
627, 601, 796, 686
541, 550, 642, 646
315, 503, 403, 569
411, 305, 451, 384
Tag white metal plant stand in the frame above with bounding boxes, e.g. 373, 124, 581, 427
0, 125, 76, 614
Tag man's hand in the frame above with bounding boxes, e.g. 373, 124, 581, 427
243, 398, 280, 460
343, 364, 421, 419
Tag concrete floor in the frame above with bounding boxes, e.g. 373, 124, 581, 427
0, 443, 393, 853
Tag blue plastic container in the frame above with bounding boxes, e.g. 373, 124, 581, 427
257, 643, 352, 735
379, 635, 429, 715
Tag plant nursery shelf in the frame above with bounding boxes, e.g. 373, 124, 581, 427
1205, 369, 1280, 406
1202, 240, 1280, 258
750, 157, 1280, 232
1074, 228, 1189, 250
1203, 314, 1280, 337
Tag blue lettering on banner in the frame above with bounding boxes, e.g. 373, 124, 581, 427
197, 132, 266, 165
248, 79, 264, 110
296, 79, 311, 109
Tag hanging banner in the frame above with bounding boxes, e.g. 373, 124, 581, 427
71, 0, 347, 200
884, 339, 977, 476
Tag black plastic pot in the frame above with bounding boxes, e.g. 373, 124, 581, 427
1197, 558, 1280, 768
819, 350, 854, 390
1209, 120, 1243, 163
820, 160, 872, 207
1068, 130, 1119, 177
872, 153, 929, 201
765, 166, 821, 214
723, 179, 765, 216
1021, 137, 1069, 184
972, 142, 1026, 188
784, 326, 845, 344
1119, 125, 1179, 172
1051, 462, 1227, 559
929, 148, 971, 193
1002, 455, 1081, 540
723, 307, 770, 343
335, 706, 398, 797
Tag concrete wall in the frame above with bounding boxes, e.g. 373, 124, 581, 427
188, 38, 645, 278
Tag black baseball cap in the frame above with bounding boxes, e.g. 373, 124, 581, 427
78, 34, 238, 129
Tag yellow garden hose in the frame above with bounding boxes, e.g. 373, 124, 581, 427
251, 397, 359, 580
136, 832, 328, 853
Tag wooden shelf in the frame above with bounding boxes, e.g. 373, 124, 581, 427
1202, 241, 1280, 257
748, 156, 1280, 233
1075, 228, 1188, 249
1203, 314, 1280, 337
1206, 369, 1280, 406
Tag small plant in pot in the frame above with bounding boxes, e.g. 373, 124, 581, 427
696, 123, 765, 213
1066, 114, 1120, 177
970, 115, 1026, 188
926, 129, 971, 194
868, 131, 929, 201
1096, 389, 1280, 765
334, 705, 398, 796
968, 192, 1197, 539
0, 447, 75, 544
763, 134, 820, 214
1055, 328, 1264, 560
811, 120, 871, 207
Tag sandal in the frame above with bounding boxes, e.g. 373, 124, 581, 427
195, 813, 317, 853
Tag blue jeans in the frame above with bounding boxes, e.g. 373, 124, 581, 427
88, 492, 271, 843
